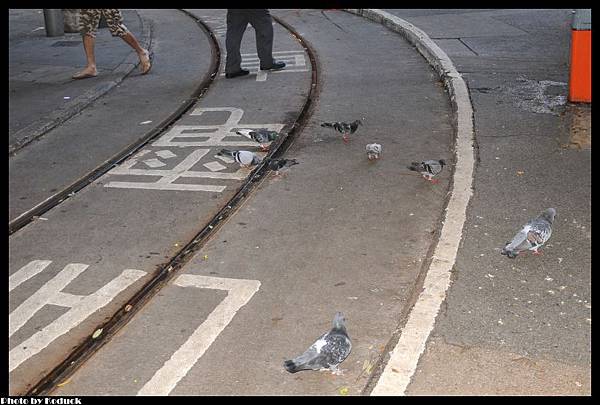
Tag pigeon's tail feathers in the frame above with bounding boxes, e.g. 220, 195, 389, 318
284, 359, 301, 373
288, 158, 299, 166
501, 228, 530, 258
438, 159, 446, 166
500, 247, 518, 258
217, 148, 235, 157
321, 122, 334, 128
408, 162, 422, 172
236, 129, 253, 139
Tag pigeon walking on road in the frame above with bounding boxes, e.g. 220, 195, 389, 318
501, 208, 556, 258
408, 159, 446, 184
268, 158, 299, 175
236, 128, 280, 151
321, 119, 363, 143
366, 143, 382, 160
217, 149, 261, 167
284, 312, 352, 375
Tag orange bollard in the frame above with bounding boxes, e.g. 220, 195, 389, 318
569, 10, 591, 103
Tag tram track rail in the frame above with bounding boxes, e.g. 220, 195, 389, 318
8, 9, 219, 236
24, 11, 319, 396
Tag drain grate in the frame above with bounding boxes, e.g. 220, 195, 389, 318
51, 41, 81, 47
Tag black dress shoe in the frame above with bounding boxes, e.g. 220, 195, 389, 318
225, 69, 250, 79
260, 61, 286, 71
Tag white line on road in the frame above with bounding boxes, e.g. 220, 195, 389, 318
347, 9, 475, 396
9, 260, 52, 292
138, 274, 261, 396
9, 263, 146, 372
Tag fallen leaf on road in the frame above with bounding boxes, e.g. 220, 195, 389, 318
92, 328, 103, 339
339, 387, 349, 395
56, 380, 70, 387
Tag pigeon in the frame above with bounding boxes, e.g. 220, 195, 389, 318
366, 143, 382, 160
501, 208, 556, 258
268, 158, 299, 175
321, 119, 363, 143
236, 128, 280, 151
408, 159, 446, 184
217, 149, 261, 167
283, 312, 352, 375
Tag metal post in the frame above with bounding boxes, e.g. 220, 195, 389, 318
43, 9, 64, 37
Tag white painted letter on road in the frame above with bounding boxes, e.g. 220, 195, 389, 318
138, 274, 261, 396
9, 260, 146, 372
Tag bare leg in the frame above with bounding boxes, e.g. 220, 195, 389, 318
120, 32, 151, 74
72, 34, 98, 79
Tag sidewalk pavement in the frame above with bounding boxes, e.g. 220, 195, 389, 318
354, 9, 590, 395
8, 9, 151, 154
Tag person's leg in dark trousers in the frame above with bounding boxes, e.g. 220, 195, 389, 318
225, 10, 250, 76
247, 10, 275, 69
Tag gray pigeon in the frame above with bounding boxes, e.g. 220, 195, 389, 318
236, 128, 280, 151
321, 119, 363, 143
217, 149, 261, 167
268, 158, 299, 175
501, 208, 556, 258
366, 143, 382, 160
284, 312, 352, 375
408, 159, 446, 183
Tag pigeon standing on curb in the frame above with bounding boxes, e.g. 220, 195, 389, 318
408, 159, 446, 184
321, 119, 363, 143
283, 312, 352, 375
217, 149, 261, 167
501, 208, 556, 258
268, 158, 299, 175
236, 128, 280, 151
366, 143, 382, 160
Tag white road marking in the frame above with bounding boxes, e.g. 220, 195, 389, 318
105, 182, 228, 192
220, 51, 309, 81
215, 155, 234, 164
143, 158, 166, 168
105, 108, 282, 192
9, 261, 146, 372
10, 263, 89, 338
347, 10, 475, 396
138, 274, 261, 396
155, 150, 176, 159
256, 70, 268, 82
203, 161, 227, 172
8, 260, 52, 292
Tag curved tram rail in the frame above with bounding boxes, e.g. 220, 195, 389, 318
24, 11, 320, 396
8, 10, 219, 236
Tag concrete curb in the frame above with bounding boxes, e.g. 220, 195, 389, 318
345, 9, 476, 396
9, 10, 153, 156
